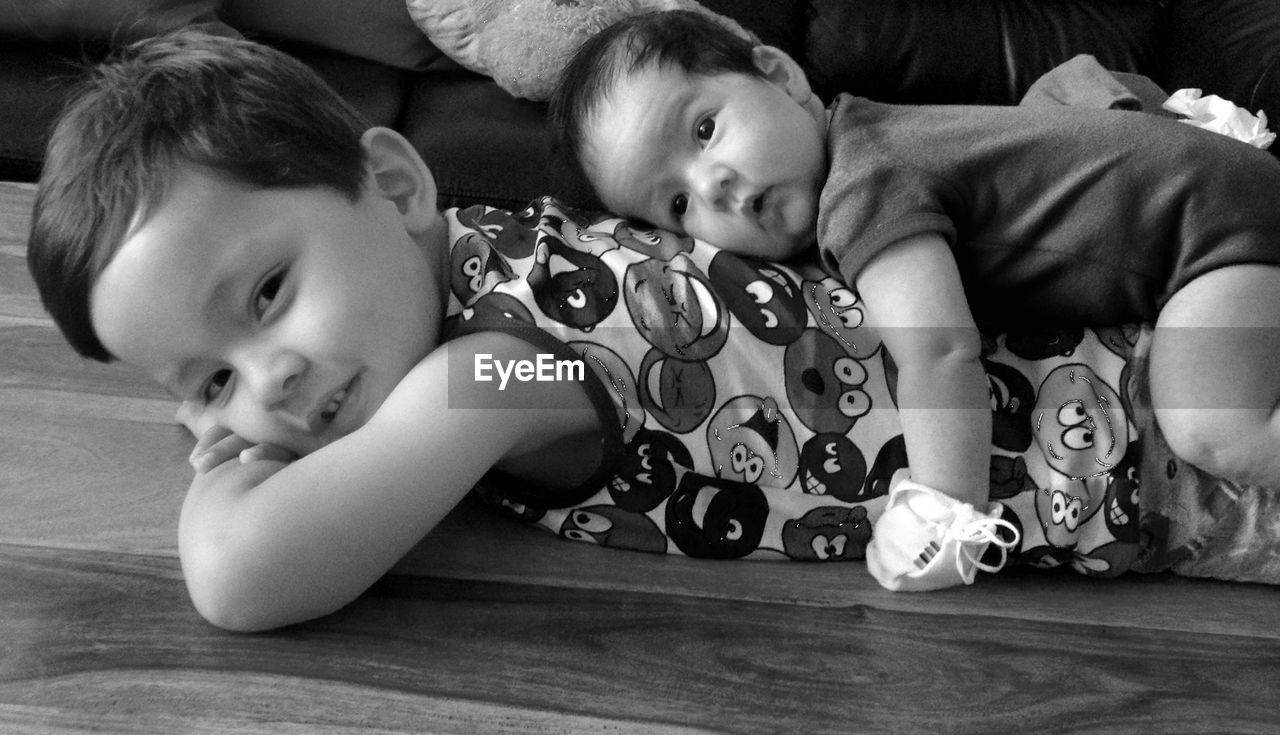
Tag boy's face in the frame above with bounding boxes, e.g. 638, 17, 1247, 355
90, 163, 447, 456
581, 55, 826, 258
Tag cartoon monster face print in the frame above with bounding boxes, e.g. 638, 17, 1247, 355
863, 433, 908, 501
450, 231, 517, 305
466, 291, 536, 324
985, 358, 1035, 453
569, 341, 645, 443
707, 252, 808, 345
802, 277, 881, 357
623, 255, 730, 361
798, 432, 868, 502
637, 348, 716, 433
527, 229, 618, 331
664, 472, 769, 558
612, 220, 695, 260
1034, 478, 1107, 548
1094, 325, 1141, 360
470, 480, 545, 523
540, 214, 619, 258
609, 428, 694, 513
781, 506, 871, 561
705, 395, 799, 488
1004, 328, 1085, 361
454, 204, 538, 259
784, 329, 871, 434
1103, 445, 1141, 544
560, 505, 667, 554
988, 455, 1037, 500
1033, 363, 1129, 481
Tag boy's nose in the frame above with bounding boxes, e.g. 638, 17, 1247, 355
244, 349, 307, 409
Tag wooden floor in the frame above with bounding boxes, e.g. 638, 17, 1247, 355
2, 180, 1278, 734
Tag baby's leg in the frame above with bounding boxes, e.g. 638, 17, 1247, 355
1149, 264, 1280, 487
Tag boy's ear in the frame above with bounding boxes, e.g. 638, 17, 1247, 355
360, 127, 439, 235
752, 45, 816, 108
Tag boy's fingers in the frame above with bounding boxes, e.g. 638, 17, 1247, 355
239, 444, 297, 465
191, 433, 253, 473
192, 424, 235, 454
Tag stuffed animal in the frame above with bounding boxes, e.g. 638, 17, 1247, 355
406, 0, 756, 101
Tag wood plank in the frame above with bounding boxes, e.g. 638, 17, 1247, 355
0, 181, 35, 249
0, 391, 190, 555
2, 383, 1275, 643
1, 544, 1277, 735
398, 495, 1280, 641
0, 325, 170, 400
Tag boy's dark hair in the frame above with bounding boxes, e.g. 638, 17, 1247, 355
28, 30, 370, 362
549, 9, 761, 183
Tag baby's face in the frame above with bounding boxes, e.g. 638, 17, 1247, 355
90, 164, 446, 456
582, 62, 826, 258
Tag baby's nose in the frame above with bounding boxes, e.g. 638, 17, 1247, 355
693, 162, 735, 208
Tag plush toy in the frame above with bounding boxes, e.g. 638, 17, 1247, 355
406, 0, 756, 101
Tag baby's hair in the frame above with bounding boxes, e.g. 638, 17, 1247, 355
549, 9, 761, 182
28, 29, 370, 362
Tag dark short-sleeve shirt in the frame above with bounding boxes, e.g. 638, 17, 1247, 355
818, 94, 1280, 328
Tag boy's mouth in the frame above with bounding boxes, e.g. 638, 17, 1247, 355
318, 372, 361, 426
320, 389, 347, 423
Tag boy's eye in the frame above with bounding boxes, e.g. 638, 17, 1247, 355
696, 117, 715, 143
202, 369, 232, 404
254, 270, 286, 318
672, 193, 689, 219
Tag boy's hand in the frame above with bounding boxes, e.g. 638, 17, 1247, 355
188, 424, 297, 474
177, 402, 296, 474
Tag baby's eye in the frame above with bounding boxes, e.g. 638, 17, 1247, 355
672, 193, 689, 219
696, 117, 715, 143
201, 369, 232, 405
254, 270, 286, 318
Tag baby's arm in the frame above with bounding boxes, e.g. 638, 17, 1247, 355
854, 233, 990, 506
855, 233, 1011, 590
176, 332, 599, 631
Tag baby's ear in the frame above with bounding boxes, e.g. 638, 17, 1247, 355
361, 127, 440, 235
752, 46, 816, 109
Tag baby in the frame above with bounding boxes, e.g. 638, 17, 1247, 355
550, 9, 1280, 585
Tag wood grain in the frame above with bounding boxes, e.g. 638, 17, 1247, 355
4, 180, 1280, 734
3, 545, 1278, 735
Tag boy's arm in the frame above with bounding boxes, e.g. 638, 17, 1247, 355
178, 332, 600, 632
853, 233, 990, 507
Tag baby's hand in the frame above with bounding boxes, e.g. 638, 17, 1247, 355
866, 481, 1020, 592
188, 424, 296, 475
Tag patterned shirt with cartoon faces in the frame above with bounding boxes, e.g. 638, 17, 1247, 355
442, 197, 1146, 577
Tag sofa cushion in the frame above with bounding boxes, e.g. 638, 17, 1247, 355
400, 71, 600, 212
803, 0, 1163, 106
219, 0, 443, 71
1163, 0, 1280, 127
0, 0, 226, 41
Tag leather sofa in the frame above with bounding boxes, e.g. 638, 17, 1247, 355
2, 0, 1277, 213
